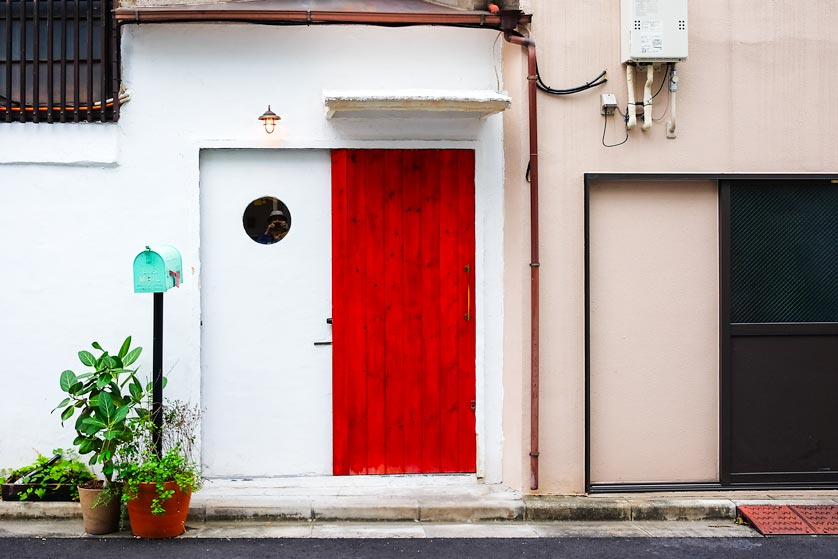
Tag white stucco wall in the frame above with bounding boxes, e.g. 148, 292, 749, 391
0, 24, 506, 483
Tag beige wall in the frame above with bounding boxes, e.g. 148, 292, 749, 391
588, 180, 718, 484
502, 0, 838, 493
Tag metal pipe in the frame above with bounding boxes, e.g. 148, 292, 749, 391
642, 64, 654, 131
47, 0, 54, 123
153, 292, 164, 459
111, 8, 120, 119
5, 0, 12, 123
73, 0, 79, 122
19, 0, 26, 123
666, 64, 678, 139
626, 65, 637, 130
86, 0, 93, 122
114, 8, 531, 27
33, 0, 39, 123
503, 28, 540, 491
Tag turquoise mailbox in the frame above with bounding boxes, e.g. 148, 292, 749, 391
133, 245, 183, 293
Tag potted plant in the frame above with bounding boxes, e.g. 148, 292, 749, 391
1, 450, 94, 502
53, 336, 148, 535
118, 400, 202, 539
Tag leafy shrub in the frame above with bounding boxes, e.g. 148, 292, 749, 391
118, 400, 203, 514
1, 450, 95, 501
53, 337, 148, 484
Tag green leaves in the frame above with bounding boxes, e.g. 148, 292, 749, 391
77, 436, 97, 455
123, 347, 142, 367
114, 405, 131, 424
145, 377, 168, 393
118, 337, 132, 360
82, 417, 107, 430
98, 392, 116, 421
78, 351, 97, 367
56, 337, 149, 483
95, 373, 113, 390
129, 378, 143, 402
59, 370, 77, 392
60, 406, 74, 423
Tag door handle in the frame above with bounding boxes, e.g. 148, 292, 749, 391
465, 265, 471, 322
316, 319, 333, 345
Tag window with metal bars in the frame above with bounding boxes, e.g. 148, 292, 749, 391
0, 0, 120, 123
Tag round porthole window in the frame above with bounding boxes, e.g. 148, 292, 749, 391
242, 197, 292, 245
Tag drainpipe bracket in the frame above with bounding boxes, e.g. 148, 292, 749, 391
529, 262, 540, 268
499, 9, 522, 33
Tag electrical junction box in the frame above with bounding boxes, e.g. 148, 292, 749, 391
621, 0, 688, 63
601, 93, 618, 115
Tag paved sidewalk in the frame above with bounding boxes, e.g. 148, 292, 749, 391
2, 475, 838, 530
0, 519, 759, 539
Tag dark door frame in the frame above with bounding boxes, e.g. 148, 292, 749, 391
584, 173, 838, 494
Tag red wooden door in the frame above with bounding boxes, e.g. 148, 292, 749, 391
331, 149, 476, 475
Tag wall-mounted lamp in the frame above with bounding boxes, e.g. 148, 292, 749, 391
258, 105, 281, 134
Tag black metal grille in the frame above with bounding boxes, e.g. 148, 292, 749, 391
0, 0, 119, 123
731, 181, 838, 323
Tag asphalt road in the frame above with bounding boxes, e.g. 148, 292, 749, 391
2, 537, 838, 559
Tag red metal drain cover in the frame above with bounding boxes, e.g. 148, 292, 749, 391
790, 506, 838, 535
737, 505, 816, 535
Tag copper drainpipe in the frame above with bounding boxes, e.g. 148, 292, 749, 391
501, 15, 540, 491
114, 9, 532, 27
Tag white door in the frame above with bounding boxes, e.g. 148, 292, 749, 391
200, 149, 332, 477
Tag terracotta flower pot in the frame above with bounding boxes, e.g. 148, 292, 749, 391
126, 481, 192, 539
78, 486, 121, 535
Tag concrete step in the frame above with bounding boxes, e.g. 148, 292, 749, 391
3, 483, 838, 524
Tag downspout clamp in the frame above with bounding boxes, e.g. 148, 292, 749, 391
500, 10, 541, 491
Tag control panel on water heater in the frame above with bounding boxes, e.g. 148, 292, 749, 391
621, 0, 688, 63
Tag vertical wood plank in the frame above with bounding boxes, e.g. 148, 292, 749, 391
457, 150, 477, 472
383, 149, 406, 473
402, 150, 424, 473
365, 149, 387, 474
347, 150, 369, 474
331, 149, 349, 475
438, 150, 462, 472
421, 151, 442, 472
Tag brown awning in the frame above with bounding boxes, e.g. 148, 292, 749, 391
114, 0, 531, 27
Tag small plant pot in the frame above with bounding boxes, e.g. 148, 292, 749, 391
126, 482, 192, 539
78, 486, 121, 535
1, 483, 73, 502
